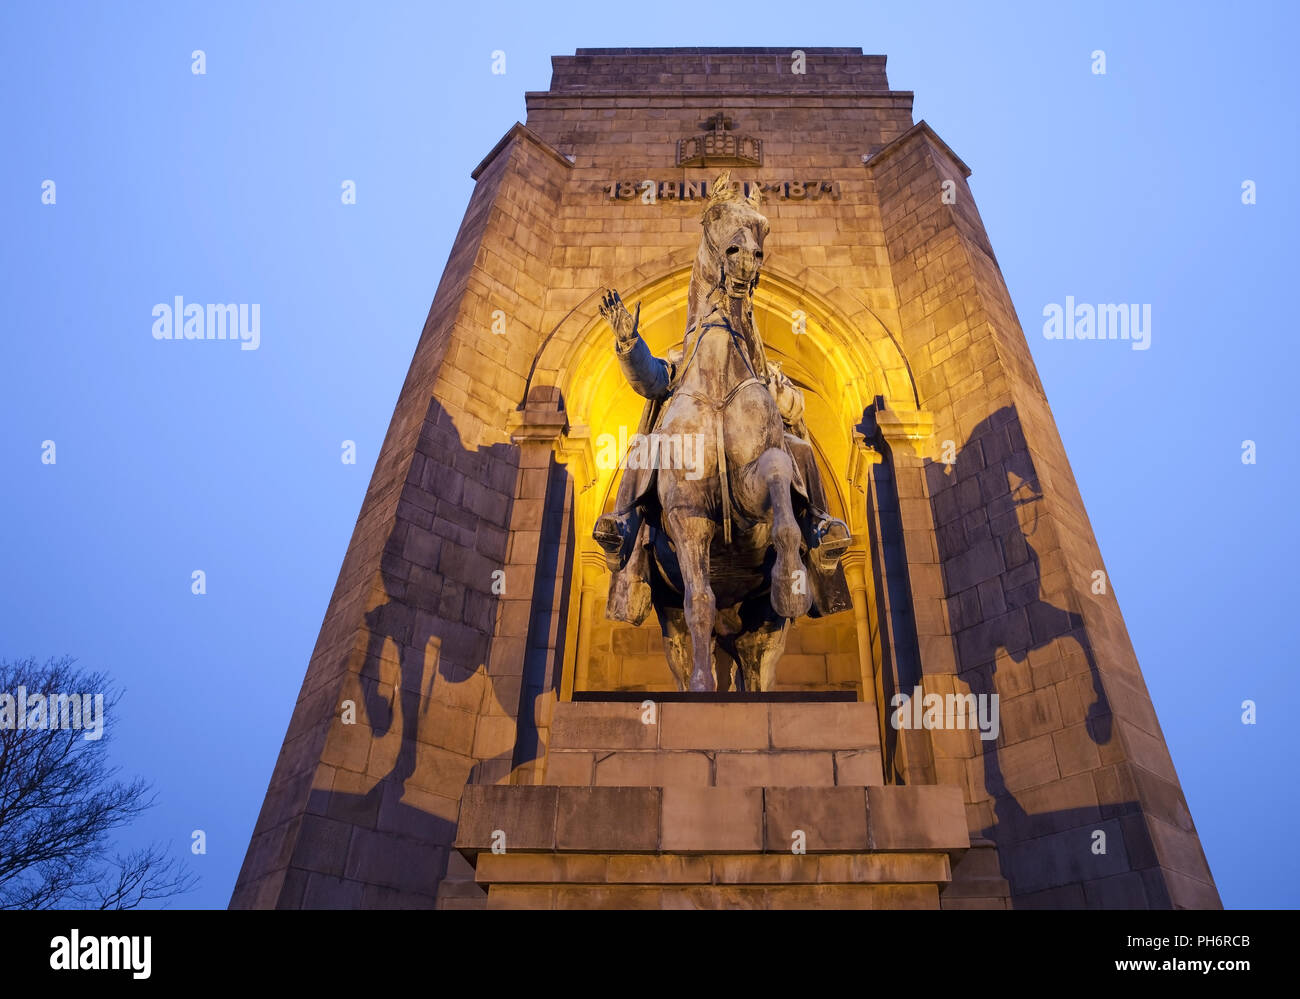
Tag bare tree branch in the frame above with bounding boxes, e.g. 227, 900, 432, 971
0, 656, 198, 909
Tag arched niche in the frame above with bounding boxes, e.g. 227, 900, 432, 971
527, 259, 918, 696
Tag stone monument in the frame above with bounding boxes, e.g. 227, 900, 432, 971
231, 48, 1219, 910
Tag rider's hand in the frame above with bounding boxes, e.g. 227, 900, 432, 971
600, 289, 640, 346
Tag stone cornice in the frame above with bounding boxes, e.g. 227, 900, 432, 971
874, 408, 936, 459
847, 430, 884, 493
506, 406, 568, 443
556, 425, 597, 494
862, 119, 972, 179
471, 121, 575, 181
525, 92, 914, 108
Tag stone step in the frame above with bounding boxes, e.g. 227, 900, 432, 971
544, 748, 884, 788
484, 883, 940, 910
456, 783, 968, 857
550, 699, 881, 753
546, 700, 885, 786
475, 850, 950, 885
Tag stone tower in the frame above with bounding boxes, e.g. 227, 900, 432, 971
230, 47, 1219, 909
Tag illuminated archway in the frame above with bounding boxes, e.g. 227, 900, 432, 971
530, 256, 918, 695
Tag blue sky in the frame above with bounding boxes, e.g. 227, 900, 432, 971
1, 0, 1296, 909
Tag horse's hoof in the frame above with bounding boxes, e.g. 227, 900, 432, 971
771, 561, 812, 619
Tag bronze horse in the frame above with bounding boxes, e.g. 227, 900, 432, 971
594, 173, 851, 692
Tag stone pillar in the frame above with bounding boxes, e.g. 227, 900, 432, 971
839, 550, 876, 708
562, 552, 606, 703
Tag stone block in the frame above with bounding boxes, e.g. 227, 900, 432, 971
474, 853, 608, 884
659, 702, 769, 750
594, 750, 712, 787
762, 884, 936, 909
940, 896, 1008, 910
834, 749, 885, 786
555, 786, 661, 851
828, 852, 952, 884
661, 886, 768, 910
455, 785, 557, 855
301, 873, 365, 909
1005, 819, 1129, 895
554, 886, 663, 909
866, 785, 968, 850
487, 886, 555, 909
542, 750, 595, 785
769, 702, 879, 750
1051, 722, 1102, 777
715, 751, 834, 787
1145, 816, 1214, 885
764, 787, 870, 852
550, 701, 657, 750
606, 854, 714, 884
661, 786, 763, 851
289, 813, 354, 877
1161, 867, 1222, 910
1081, 871, 1151, 909
997, 733, 1060, 793
1128, 764, 1194, 831
711, 853, 816, 884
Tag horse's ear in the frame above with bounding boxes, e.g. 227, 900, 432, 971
707, 171, 736, 210
746, 183, 763, 210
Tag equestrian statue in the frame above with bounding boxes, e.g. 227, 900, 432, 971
592, 171, 853, 693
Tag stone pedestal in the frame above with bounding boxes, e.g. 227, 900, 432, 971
450, 701, 982, 909
546, 700, 886, 788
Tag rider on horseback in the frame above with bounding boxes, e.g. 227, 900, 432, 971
593, 172, 852, 629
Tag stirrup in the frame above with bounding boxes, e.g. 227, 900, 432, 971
813, 517, 850, 562
593, 513, 625, 554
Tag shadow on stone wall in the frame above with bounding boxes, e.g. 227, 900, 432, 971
290, 394, 566, 907
923, 405, 1162, 907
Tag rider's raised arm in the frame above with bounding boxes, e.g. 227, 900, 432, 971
615, 333, 671, 400
600, 288, 670, 400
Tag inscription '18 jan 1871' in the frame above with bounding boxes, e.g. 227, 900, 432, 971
605, 179, 842, 203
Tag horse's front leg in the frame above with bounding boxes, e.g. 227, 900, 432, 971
662, 509, 718, 692
758, 447, 812, 620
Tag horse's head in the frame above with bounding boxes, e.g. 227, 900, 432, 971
687, 171, 771, 327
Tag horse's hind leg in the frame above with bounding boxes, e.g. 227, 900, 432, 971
758, 447, 812, 619
733, 614, 790, 693
656, 604, 692, 692
662, 510, 718, 692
